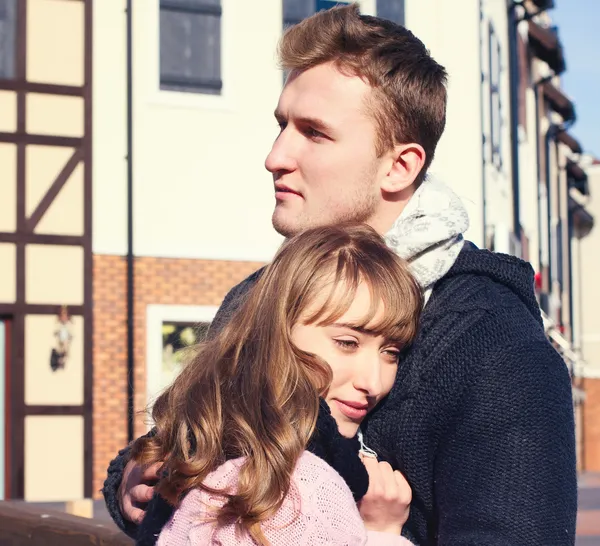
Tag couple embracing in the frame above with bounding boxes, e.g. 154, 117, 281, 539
102, 5, 577, 545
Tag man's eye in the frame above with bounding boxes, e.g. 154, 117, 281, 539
306, 127, 325, 139
277, 121, 287, 132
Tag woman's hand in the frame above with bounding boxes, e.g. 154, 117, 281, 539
358, 455, 412, 536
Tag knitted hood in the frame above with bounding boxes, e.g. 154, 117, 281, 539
443, 243, 543, 324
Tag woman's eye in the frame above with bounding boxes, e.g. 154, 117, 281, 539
383, 349, 400, 362
334, 339, 358, 350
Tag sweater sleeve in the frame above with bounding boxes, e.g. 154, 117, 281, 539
308, 463, 414, 546
434, 340, 577, 545
157, 454, 415, 545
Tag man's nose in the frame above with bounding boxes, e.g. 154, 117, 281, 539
265, 129, 297, 174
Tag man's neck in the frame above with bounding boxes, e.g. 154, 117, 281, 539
368, 191, 415, 235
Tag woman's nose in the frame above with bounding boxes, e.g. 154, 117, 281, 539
352, 354, 383, 397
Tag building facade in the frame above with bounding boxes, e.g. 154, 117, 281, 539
0, 0, 597, 503
0, 0, 93, 501
576, 157, 600, 470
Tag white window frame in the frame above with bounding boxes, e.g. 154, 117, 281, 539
145, 304, 218, 426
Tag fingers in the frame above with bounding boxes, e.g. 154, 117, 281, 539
121, 482, 154, 525
362, 458, 394, 495
123, 501, 146, 525
376, 462, 397, 499
360, 454, 383, 484
393, 470, 412, 504
120, 488, 146, 525
358, 459, 411, 535
362, 459, 411, 504
141, 462, 162, 483
130, 483, 155, 504
118, 459, 161, 525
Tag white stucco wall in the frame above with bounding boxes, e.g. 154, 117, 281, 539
405, 0, 514, 249
579, 162, 600, 377
93, 0, 377, 262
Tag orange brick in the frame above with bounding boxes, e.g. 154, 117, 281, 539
583, 378, 600, 472
92, 254, 263, 497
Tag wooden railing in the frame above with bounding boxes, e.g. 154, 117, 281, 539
0, 501, 133, 545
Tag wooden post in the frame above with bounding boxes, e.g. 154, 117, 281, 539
65, 499, 93, 519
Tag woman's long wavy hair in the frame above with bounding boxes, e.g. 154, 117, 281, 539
131, 223, 423, 544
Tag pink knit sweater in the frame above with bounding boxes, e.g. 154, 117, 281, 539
157, 451, 413, 545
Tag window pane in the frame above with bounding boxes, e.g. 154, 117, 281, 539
161, 321, 210, 392
162, 0, 220, 7
377, 0, 404, 24
160, 6, 221, 94
0, 0, 16, 79
283, 0, 314, 27
316, 1, 349, 13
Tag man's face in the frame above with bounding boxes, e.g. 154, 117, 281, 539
265, 63, 389, 237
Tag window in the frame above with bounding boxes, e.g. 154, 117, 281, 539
283, 0, 314, 29
282, 0, 350, 30
0, 0, 16, 79
376, 0, 404, 24
159, 0, 222, 95
146, 305, 217, 409
488, 24, 502, 169
315, 0, 349, 12
161, 321, 210, 386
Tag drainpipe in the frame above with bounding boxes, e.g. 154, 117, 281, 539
534, 85, 543, 281
567, 211, 574, 344
479, 0, 488, 247
126, 0, 134, 444
545, 125, 554, 300
507, 1, 521, 247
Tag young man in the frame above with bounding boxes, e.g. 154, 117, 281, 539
103, 5, 577, 545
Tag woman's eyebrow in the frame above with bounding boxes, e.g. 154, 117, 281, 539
329, 322, 375, 334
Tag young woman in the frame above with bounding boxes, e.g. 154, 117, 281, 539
131, 223, 423, 545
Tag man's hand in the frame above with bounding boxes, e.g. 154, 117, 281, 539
118, 459, 162, 524
358, 455, 412, 536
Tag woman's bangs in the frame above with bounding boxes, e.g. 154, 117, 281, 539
302, 257, 362, 326
300, 255, 420, 346
356, 265, 420, 346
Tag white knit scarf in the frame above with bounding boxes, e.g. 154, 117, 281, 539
384, 176, 470, 303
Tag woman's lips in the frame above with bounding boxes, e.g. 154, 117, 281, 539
333, 399, 368, 421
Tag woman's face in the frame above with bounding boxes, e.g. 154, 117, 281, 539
291, 282, 400, 438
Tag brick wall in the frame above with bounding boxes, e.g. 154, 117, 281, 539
93, 254, 264, 498
583, 377, 600, 472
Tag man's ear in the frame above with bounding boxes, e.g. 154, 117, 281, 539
380, 143, 426, 194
